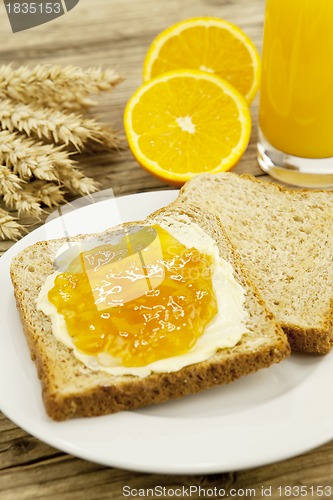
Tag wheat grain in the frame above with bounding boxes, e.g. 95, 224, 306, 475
0, 65, 123, 110
85, 125, 125, 152
0, 208, 23, 240
0, 165, 24, 194
26, 180, 65, 208
0, 130, 76, 181
0, 98, 122, 151
56, 164, 100, 196
3, 178, 67, 219
3, 189, 42, 218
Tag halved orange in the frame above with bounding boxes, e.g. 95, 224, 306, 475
124, 69, 251, 185
143, 17, 261, 104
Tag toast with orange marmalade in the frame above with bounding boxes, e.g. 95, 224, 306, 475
10, 204, 289, 420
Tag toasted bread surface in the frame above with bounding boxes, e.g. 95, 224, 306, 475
178, 173, 333, 354
10, 204, 290, 420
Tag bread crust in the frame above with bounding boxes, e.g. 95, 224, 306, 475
283, 323, 333, 354
179, 173, 333, 354
10, 204, 290, 420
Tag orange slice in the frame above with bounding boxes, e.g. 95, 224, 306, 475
124, 69, 251, 185
143, 17, 261, 103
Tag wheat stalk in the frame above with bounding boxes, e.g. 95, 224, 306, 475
0, 64, 124, 240
0, 98, 122, 152
0, 130, 77, 181
0, 64, 123, 110
0, 208, 23, 240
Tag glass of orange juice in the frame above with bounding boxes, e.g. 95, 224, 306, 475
258, 0, 333, 187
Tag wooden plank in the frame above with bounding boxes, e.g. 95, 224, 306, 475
0, 441, 332, 499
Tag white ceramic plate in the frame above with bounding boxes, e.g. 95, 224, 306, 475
0, 190, 332, 474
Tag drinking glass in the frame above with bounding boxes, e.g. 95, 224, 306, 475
257, 0, 333, 187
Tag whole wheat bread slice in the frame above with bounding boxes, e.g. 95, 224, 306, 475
178, 173, 333, 354
10, 204, 289, 420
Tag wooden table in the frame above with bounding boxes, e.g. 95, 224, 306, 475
0, 0, 332, 498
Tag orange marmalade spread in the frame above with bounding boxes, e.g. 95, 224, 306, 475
48, 225, 217, 367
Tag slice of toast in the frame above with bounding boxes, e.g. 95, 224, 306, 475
178, 173, 333, 354
10, 204, 289, 421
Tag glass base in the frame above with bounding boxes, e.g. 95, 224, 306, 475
257, 129, 333, 188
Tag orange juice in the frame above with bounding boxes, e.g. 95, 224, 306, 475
259, 0, 333, 159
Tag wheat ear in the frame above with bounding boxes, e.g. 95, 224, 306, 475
0, 165, 24, 194
0, 208, 23, 240
3, 180, 66, 216
3, 189, 43, 218
0, 65, 123, 110
0, 130, 77, 181
25, 180, 66, 207
0, 98, 122, 151
56, 164, 100, 196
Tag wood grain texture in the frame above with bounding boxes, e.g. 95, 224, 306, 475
0, 0, 332, 497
